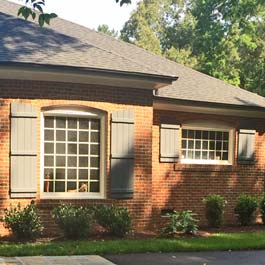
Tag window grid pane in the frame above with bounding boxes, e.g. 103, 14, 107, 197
181, 129, 229, 161
44, 116, 100, 193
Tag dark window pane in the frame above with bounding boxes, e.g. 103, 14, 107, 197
187, 150, 194, 159
188, 140, 194, 149
68, 156, 77, 167
56, 169, 65, 179
79, 182, 88, 192
56, 131, 65, 141
79, 157, 88, 167
90, 169, 99, 180
223, 132, 229, 140
216, 141, 222, 150
44, 181, 53, 192
79, 131, 88, 142
216, 132, 222, 140
90, 144, 99, 155
45, 143, 54, 154
44, 156, 54, 167
79, 144, 89, 154
56, 143, 65, 154
90, 157, 99, 168
68, 169, 77, 179
188, 130, 195, 138
182, 140, 187, 149
195, 140, 201, 149
91, 132, 99, 143
209, 151, 215, 160
56, 156, 65, 167
195, 151, 201, 159
68, 144, 77, 154
222, 152, 228, 160
223, 141, 228, 151
68, 118, 77, 129
216, 152, 222, 160
91, 120, 100, 130
55, 181, 65, 192
182, 130, 188, 138
79, 169, 89, 180
202, 141, 208, 150
68, 131, 77, 142
79, 118, 88, 129
195, 130, 202, 139
209, 141, 215, 150
67, 182, 77, 192
202, 151, 208, 159
45, 117, 54, 128
44, 130, 54, 141
182, 150, 187, 159
209, 131, 215, 140
90, 182, 99, 192
202, 131, 208, 139
44, 168, 54, 180
56, 117, 66, 128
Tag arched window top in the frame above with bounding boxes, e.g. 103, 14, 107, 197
42, 104, 106, 118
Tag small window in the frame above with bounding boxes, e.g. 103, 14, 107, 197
181, 122, 234, 165
42, 108, 105, 199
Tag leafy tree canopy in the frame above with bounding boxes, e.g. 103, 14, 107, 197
97, 24, 119, 38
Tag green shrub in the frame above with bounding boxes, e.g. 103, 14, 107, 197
203, 194, 227, 228
161, 210, 198, 237
260, 195, 265, 224
94, 205, 132, 237
0, 202, 43, 240
52, 204, 93, 239
234, 194, 258, 226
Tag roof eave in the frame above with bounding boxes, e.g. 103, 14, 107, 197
154, 96, 265, 118
0, 62, 178, 90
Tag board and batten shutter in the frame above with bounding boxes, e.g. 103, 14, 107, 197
10, 102, 37, 198
110, 109, 134, 199
238, 129, 256, 164
160, 124, 180, 162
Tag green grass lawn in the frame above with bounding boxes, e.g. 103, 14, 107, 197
1, 232, 265, 256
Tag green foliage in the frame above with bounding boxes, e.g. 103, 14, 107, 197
234, 194, 258, 226
260, 195, 265, 224
94, 205, 132, 237
161, 210, 198, 237
97, 24, 119, 38
0, 202, 43, 240
52, 204, 93, 239
203, 194, 227, 228
18, 0, 57, 27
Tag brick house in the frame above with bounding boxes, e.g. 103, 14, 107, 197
1, 0, 265, 234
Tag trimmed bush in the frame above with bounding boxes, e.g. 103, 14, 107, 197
234, 194, 258, 226
94, 205, 132, 237
161, 210, 198, 237
52, 204, 93, 239
203, 194, 227, 228
0, 202, 43, 240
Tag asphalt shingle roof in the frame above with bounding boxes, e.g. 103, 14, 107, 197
1, 0, 265, 109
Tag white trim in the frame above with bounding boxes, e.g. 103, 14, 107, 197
181, 122, 235, 165
40, 107, 106, 200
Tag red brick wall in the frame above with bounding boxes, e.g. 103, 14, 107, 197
152, 110, 265, 230
0, 79, 154, 235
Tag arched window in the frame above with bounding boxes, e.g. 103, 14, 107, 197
41, 106, 106, 199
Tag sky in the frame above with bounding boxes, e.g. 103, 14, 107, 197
8, 0, 138, 31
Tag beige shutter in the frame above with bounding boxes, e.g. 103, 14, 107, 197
10, 102, 37, 198
110, 109, 134, 199
160, 124, 180, 162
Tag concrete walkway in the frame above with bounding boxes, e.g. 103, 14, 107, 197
0, 256, 115, 265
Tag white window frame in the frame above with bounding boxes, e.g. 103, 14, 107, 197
181, 121, 235, 165
40, 107, 106, 199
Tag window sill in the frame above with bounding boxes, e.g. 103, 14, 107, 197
40, 192, 105, 200
181, 159, 232, 166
